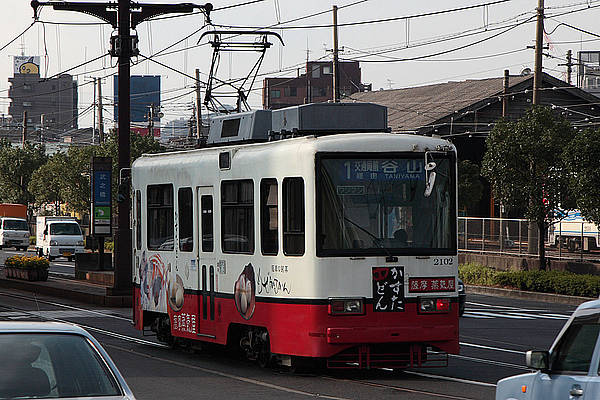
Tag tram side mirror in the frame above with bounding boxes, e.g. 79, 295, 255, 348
424, 161, 437, 198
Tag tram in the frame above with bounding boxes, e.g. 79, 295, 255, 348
132, 102, 459, 369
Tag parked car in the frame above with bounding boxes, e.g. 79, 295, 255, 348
0, 321, 135, 399
457, 277, 466, 317
496, 299, 600, 400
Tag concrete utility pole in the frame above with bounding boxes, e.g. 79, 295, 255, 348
332, 5, 340, 102
195, 68, 202, 138
21, 111, 27, 148
147, 103, 154, 136
529, 0, 544, 256
97, 78, 104, 143
92, 77, 97, 143
566, 49, 573, 85
502, 69, 510, 117
532, 0, 544, 106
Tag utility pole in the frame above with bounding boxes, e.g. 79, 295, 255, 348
31, 0, 212, 294
92, 77, 97, 144
147, 103, 154, 136
530, 0, 544, 257
502, 69, 509, 117
97, 78, 104, 143
532, 0, 544, 106
566, 49, 573, 85
332, 5, 340, 102
195, 68, 202, 139
21, 111, 27, 148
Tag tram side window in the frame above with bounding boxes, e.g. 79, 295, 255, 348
135, 190, 141, 250
201, 195, 214, 252
283, 177, 305, 256
260, 179, 278, 255
147, 184, 174, 251
178, 187, 193, 252
221, 180, 254, 254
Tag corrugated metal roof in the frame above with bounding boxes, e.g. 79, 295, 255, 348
345, 75, 531, 132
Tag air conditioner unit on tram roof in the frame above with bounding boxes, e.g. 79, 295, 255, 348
206, 103, 388, 146
271, 102, 388, 136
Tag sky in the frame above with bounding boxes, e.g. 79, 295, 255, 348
2, 0, 600, 130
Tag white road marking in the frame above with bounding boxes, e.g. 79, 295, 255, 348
460, 342, 525, 355
504, 312, 567, 320
402, 371, 497, 388
449, 354, 529, 370
52, 262, 74, 267
0, 291, 131, 321
0, 309, 127, 320
462, 312, 494, 319
465, 311, 534, 319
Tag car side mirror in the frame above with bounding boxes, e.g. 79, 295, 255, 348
526, 350, 549, 370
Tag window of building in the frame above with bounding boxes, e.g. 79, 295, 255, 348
283, 177, 305, 256
147, 184, 174, 251
221, 180, 254, 254
323, 65, 332, 74
311, 65, 321, 78
178, 187, 193, 252
260, 179, 278, 255
201, 195, 214, 252
271, 89, 281, 99
135, 190, 141, 250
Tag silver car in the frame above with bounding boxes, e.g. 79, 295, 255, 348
496, 299, 600, 400
0, 321, 135, 399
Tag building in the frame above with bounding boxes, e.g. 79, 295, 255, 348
8, 56, 78, 132
263, 61, 371, 109
347, 71, 600, 216
114, 75, 161, 137
577, 51, 600, 97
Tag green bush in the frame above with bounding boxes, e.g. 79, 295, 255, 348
459, 263, 600, 298
5, 255, 49, 270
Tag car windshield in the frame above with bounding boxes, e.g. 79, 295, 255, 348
49, 223, 81, 236
317, 154, 455, 256
3, 219, 29, 231
549, 313, 600, 374
0, 333, 121, 399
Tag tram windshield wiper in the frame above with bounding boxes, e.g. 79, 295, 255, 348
342, 216, 396, 260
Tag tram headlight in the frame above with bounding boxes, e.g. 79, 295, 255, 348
328, 298, 365, 315
418, 297, 450, 314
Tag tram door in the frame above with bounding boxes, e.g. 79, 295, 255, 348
197, 186, 216, 339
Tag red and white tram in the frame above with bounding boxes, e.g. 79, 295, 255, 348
132, 103, 459, 369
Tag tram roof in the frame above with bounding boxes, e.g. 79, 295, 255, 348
133, 132, 455, 168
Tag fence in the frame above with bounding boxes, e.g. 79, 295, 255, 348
458, 217, 599, 261
458, 217, 537, 256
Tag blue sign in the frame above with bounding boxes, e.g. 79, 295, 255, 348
334, 159, 425, 182
94, 171, 111, 206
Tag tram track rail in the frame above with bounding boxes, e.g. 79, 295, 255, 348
0, 290, 512, 399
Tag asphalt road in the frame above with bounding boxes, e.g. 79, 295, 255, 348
0, 286, 578, 400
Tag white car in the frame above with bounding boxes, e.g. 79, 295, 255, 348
0, 321, 135, 399
496, 299, 600, 400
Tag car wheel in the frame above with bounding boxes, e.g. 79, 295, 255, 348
67, 256, 73, 262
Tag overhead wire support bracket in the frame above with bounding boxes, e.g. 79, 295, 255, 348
199, 30, 284, 113
31, 1, 213, 29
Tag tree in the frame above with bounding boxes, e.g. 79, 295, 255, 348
29, 152, 68, 214
565, 128, 600, 226
458, 159, 484, 214
482, 106, 575, 269
0, 141, 48, 204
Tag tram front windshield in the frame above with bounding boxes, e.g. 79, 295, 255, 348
317, 154, 455, 256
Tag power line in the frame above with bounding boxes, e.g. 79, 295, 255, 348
214, 0, 512, 30
0, 22, 36, 53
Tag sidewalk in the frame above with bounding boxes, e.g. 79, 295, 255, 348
0, 269, 131, 307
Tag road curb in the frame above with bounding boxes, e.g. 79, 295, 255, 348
466, 284, 595, 306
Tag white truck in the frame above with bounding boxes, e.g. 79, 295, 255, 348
0, 217, 30, 251
548, 210, 599, 251
35, 216, 84, 261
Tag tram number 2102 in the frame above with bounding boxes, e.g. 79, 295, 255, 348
433, 258, 454, 266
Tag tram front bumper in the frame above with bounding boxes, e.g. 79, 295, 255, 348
326, 325, 456, 344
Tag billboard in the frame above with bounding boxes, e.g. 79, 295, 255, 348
114, 75, 161, 123
14, 56, 40, 75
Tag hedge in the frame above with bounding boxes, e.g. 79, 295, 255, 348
459, 263, 600, 298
